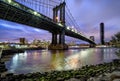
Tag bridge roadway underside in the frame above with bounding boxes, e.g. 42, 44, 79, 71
0, 1, 63, 33
0, 1, 96, 49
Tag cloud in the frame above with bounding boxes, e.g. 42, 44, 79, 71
0, 19, 51, 42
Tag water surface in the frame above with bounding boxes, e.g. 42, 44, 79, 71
4, 47, 119, 74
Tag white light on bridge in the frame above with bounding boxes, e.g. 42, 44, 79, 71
72, 29, 74, 32
58, 23, 63, 27
8, 0, 12, 3
75, 30, 77, 33
33, 11, 41, 17
67, 26, 70, 30
33, 11, 37, 15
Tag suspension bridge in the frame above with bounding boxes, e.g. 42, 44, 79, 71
0, 0, 96, 49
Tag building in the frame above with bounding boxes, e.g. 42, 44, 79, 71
20, 38, 25, 44
100, 23, 105, 45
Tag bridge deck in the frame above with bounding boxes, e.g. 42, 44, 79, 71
0, 0, 95, 44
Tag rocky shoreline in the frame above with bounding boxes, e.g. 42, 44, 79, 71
0, 59, 120, 81
0, 62, 7, 73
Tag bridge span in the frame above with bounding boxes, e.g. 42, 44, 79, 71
0, 0, 96, 49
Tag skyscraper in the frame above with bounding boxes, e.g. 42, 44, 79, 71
100, 23, 105, 45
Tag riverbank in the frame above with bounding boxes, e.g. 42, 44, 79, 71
0, 59, 120, 81
0, 62, 7, 73
1, 47, 46, 57
2, 49, 24, 55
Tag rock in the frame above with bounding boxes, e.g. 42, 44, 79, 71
57, 77, 65, 81
6, 73, 14, 76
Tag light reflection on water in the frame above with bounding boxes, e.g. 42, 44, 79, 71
5, 48, 118, 74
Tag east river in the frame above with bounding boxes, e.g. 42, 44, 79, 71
3, 47, 119, 74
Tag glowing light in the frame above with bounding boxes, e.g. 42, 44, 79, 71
33, 11, 37, 15
8, 0, 12, 3
72, 29, 74, 32
75, 30, 77, 33
67, 26, 70, 30
56, 16, 59, 20
58, 23, 63, 26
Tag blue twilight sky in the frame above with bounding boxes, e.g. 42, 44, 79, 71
0, 0, 120, 43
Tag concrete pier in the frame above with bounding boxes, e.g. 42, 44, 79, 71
48, 32, 68, 50
48, 44, 68, 50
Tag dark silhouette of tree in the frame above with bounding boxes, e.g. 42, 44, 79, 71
110, 32, 120, 47
115, 32, 120, 40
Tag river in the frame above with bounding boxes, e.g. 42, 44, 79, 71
3, 47, 119, 74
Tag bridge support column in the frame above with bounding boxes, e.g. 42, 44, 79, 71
59, 31, 65, 44
54, 34, 57, 45
51, 33, 55, 44
48, 31, 68, 50
58, 30, 68, 49
51, 33, 57, 45
59, 33, 62, 44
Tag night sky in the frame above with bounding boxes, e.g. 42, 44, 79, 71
0, 0, 120, 43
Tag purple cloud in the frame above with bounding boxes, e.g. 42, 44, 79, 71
66, 0, 120, 43
0, 20, 51, 42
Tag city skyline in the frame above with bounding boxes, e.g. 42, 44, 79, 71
0, 0, 120, 43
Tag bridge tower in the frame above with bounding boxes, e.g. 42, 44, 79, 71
48, 1, 68, 50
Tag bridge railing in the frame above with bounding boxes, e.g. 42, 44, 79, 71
1, 0, 55, 23
1, 0, 70, 29
66, 26, 89, 38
